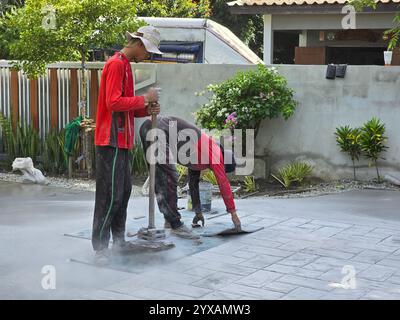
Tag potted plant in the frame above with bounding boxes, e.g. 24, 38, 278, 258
383, 49, 393, 66
382, 27, 399, 66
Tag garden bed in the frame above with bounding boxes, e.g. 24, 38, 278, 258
1, 170, 398, 200
0, 171, 144, 196
247, 178, 400, 199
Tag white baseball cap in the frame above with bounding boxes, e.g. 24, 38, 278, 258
125, 25, 163, 55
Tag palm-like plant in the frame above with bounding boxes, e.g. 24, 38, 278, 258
201, 169, 218, 185
272, 162, 313, 189
176, 164, 188, 184
130, 139, 148, 177
0, 113, 40, 166
243, 175, 257, 193
41, 130, 68, 175
0, 113, 16, 163
360, 118, 388, 182
335, 125, 362, 181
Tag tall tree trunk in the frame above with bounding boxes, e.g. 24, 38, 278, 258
254, 121, 261, 141
375, 160, 381, 183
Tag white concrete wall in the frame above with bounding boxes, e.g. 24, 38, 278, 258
261, 65, 400, 181
136, 63, 400, 181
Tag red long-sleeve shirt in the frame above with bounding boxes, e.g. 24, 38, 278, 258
95, 51, 149, 149
190, 133, 236, 212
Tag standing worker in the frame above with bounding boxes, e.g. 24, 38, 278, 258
139, 116, 242, 239
92, 26, 163, 265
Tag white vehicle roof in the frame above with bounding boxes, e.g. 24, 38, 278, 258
138, 17, 264, 65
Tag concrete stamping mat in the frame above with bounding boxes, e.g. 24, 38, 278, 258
66, 210, 263, 273
64, 209, 228, 240
69, 233, 225, 274
201, 222, 264, 237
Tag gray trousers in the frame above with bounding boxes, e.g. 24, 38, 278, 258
139, 120, 183, 229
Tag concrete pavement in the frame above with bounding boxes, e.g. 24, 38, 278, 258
1, 181, 400, 300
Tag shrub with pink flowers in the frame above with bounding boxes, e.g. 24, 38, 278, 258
194, 64, 297, 138
224, 112, 238, 129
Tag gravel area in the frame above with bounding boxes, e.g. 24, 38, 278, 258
1, 171, 399, 200
0, 172, 143, 196
260, 180, 400, 199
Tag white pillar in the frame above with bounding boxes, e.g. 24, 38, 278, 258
299, 30, 307, 47
263, 14, 273, 65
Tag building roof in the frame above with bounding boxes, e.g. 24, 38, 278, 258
228, 0, 400, 5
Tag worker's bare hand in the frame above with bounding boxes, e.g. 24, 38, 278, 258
148, 102, 160, 115
230, 210, 241, 231
145, 87, 161, 102
192, 212, 205, 228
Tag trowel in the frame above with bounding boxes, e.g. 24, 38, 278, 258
200, 222, 264, 237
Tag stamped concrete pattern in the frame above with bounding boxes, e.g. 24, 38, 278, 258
1, 181, 400, 299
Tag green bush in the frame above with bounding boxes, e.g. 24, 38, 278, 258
335, 125, 362, 181
201, 170, 218, 185
243, 175, 257, 193
41, 130, 68, 175
194, 64, 297, 138
130, 138, 148, 177
272, 162, 313, 189
176, 164, 188, 184
0, 113, 40, 167
360, 117, 388, 182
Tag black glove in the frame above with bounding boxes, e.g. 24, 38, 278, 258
192, 212, 205, 228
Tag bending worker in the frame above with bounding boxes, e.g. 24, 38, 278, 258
139, 116, 242, 239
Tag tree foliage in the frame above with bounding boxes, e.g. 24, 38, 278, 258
1, 0, 144, 78
138, 0, 211, 18
209, 0, 263, 58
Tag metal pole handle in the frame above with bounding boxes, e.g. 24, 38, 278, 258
148, 112, 157, 229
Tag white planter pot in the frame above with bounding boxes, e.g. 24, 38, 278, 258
384, 51, 393, 66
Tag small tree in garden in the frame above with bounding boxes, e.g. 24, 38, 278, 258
335, 125, 362, 181
360, 117, 388, 182
195, 64, 297, 139
1, 0, 144, 177
3, 0, 143, 78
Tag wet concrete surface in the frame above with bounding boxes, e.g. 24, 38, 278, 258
0, 182, 128, 299
1, 181, 400, 299
0, 181, 229, 299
